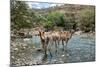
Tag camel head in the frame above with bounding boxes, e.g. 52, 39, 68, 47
39, 31, 45, 40
70, 29, 75, 35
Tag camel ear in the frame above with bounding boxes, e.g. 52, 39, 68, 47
39, 31, 41, 34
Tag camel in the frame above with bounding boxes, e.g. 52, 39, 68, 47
39, 30, 53, 56
51, 31, 60, 50
39, 30, 61, 56
60, 30, 74, 50
38, 29, 74, 55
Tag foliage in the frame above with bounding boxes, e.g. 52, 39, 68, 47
11, 1, 33, 30
11, 1, 95, 32
79, 8, 95, 32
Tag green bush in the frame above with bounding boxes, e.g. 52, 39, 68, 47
79, 8, 95, 32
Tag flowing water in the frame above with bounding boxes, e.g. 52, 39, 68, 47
29, 34, 95, 64
11, 34, 95, 65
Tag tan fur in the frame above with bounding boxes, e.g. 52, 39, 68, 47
39, 30, 74, 54
39, 31, 53, 55
59, 31, 74, 50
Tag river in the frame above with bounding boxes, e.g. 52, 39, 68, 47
11, 34, 95, 66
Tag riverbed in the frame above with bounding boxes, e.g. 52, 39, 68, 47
10, 34, 95, 66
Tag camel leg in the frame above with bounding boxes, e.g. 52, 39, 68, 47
62, 40, 64, 51
57, 40, 60, 48
41, 40, 47, 56
55, 41, 57, 52
65, 38, 69, 48
41, 40, 45, 49
44, 44, 47, 56
45, 39, 49, 56
48, 40, 54, 57
48, 47, 53, 58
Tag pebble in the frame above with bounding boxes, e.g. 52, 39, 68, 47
14, 48, 18, 51
11, 56, 14, 59
61, 55, 65, 57
23, 46, 26, 49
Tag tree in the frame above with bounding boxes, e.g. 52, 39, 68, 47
79, 8, 95, 32
45, 12, 65, 28
62, 13, 76, 30
11, 0, 33, 30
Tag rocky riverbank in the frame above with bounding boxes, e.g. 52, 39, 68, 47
10, 39, 45, 66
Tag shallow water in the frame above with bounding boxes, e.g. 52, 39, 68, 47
26, 34, 95, 64
12, 34, 95, 65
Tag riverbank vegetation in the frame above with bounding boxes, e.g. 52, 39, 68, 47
11, 1, 95, 33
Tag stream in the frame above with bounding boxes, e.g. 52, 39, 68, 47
11, 34, 95, 66
27, 34, 95, 64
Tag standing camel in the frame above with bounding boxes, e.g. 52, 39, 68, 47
39, 30, 53, 56
60, 30, 74, 50
51, 31, 60, 51
39, 30, 74, 55
39, 31, 47, 55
